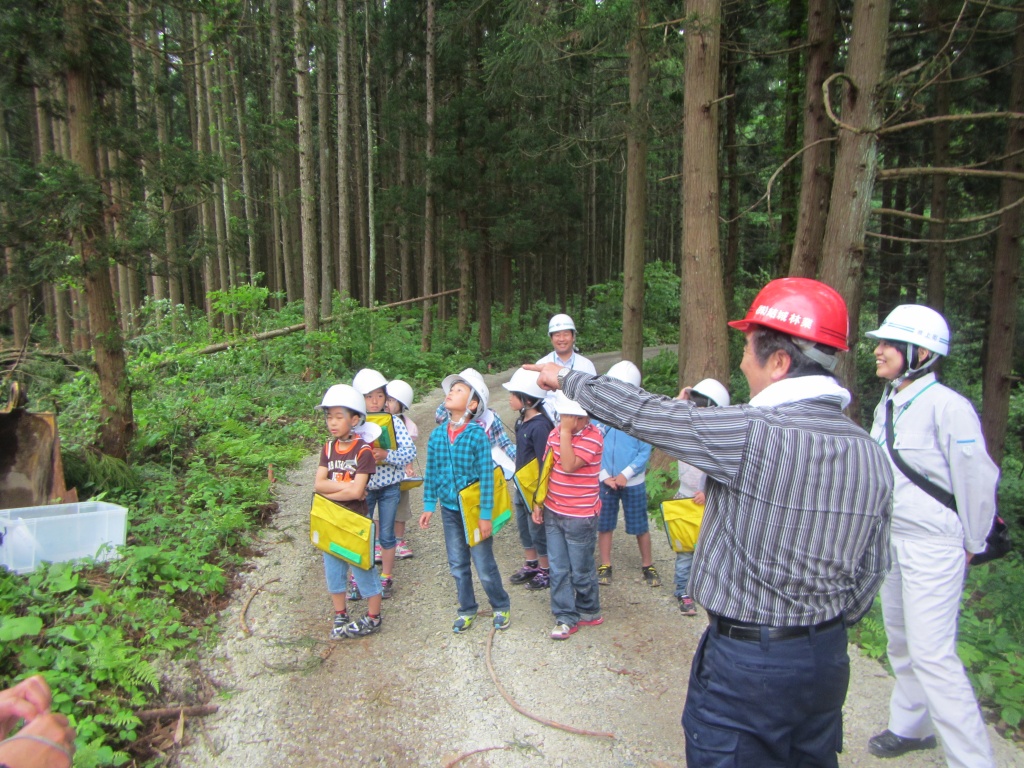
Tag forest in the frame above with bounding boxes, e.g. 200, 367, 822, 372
1, 0, 1024, 764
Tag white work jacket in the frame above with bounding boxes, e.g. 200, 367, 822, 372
869, 373, 998, 553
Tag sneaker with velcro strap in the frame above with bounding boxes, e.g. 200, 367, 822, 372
509, 564, 540, 585
343, 614, 382, 638
452, 614, 476, 633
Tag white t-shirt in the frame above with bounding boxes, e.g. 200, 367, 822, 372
536, 350, 597, 421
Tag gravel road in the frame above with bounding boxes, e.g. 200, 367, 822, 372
176, 357, 1024, 768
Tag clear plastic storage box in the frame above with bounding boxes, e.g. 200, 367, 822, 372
0, 501, 128, 574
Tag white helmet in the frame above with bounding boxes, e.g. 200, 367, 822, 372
548, 313, 577, 336
385, 379, 414, 410
690, 378, 730, 407
441, 368, 489, 417
865, 305, 950, 357
352, 368, 388, 395
606, 360, 641, 387
553, 391, 587, 417
502, 368, 547, 400
316, 384, 367, 423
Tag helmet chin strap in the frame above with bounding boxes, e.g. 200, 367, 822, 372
889, 344, 939, 391
792, 337, 838, 373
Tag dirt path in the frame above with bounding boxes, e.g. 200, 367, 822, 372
178, 357, 1024, 768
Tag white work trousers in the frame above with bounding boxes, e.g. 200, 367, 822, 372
882, 537, 994, 768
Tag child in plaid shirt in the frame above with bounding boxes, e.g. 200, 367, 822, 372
420, 368, 511, 634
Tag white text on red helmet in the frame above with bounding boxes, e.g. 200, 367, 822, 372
754, 304, 813, 329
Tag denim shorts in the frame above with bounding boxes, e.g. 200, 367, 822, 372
323, 552, 382, 598
598, 482, 649, 535
366, 483, 401, 550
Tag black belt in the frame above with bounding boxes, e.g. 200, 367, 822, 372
712, 614, 844, 642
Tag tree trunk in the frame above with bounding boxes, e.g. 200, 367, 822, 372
678, 0, 729, 389
293, 0, 319, 331
0, 109, 29, 348
153, 22, 178, 313
723, 23, 739, 301
228, 47, 258, 285
789, 0, 836, 278
337, 0, 352, 300
271, 0, 298, 303
818, 0, 891, 421
421, 0, 436, 351
64, 0, 134, 459
350, 19, 369, 305
458, 207, 472, 334
981, 14, 1024, 465
778, 0, 802, 274
621, 0, 649, 371
317, 0, 334, 316
477, 227, 492, 357
398, 123, 412, 302
363, 1, 377, 305
924, 0, 950, 312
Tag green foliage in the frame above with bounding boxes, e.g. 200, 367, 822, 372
586, 262, 681, 352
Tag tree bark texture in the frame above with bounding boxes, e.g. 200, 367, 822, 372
789, 0, 836, 278
293, 0, 319, 331
819, 0, 892, 422
621, 0, 649, 371
421, 0, 436, 351
678, 0, 729, 389
64, 0, 135, 459
981, 14, 1024, 466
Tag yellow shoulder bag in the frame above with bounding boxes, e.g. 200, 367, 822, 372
309, 493, 376, 568
513, 449, 556, 509
366, 412, 398, 451
458, 466, 513, 546
661, 498, 704, 553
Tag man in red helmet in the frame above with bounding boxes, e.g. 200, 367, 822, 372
528, 277, 893, 767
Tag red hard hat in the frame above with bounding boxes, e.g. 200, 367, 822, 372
728, 277, 849, 351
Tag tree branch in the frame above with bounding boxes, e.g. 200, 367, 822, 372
879, 111, 1024, 136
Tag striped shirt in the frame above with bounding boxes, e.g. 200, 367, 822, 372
543, 422, 603, 517
562, 370, 892, 626
423, 420, 494, 518
367, 410, 416, 489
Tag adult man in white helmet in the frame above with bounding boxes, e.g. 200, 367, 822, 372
536, 314, 595, 421
865, 305, 998, 767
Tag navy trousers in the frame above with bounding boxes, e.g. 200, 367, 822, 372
683, 619, 849, 767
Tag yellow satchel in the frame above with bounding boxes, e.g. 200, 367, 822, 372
366, 412, 398, 451
532, 450, 556, 508
309, 493, 376, 568
458, 466, 513, 546
399, 475, 424, 492
513, 450, 556, 509
661, 498, 704, 553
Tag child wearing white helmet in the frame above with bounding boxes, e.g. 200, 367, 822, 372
313, 384, 383, 639
502, 368, 555, 590
351, 368, 417, 601
673, 378, 730, 616
385, 380, 418, 561
420, 369, 511, 634
536, 313, 596, 422
594, 360, 659, 590
532, 391, 604, 640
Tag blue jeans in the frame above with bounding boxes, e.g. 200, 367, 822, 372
366, 483, 400, 550
683, 619, 849, 767
323, 553, 382, 598
674, 551, 694, 597
544, 510, 600, 626
439, 506, 510, 616
513, 493, 547, 556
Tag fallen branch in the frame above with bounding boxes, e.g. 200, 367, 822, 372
240, 577, 281, 636
485, 628, 615, 740
135, 704, 219, 722
444, 745, 510, 767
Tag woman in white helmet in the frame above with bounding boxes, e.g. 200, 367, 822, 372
536, 314, 596, 421
865, 305, 998, 766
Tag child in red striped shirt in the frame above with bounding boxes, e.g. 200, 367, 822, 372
532, 391, 604, 640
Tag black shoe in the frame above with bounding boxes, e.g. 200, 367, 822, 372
868, 730, 937, 758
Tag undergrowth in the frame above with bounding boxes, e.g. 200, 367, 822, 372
0, 296, 567, 766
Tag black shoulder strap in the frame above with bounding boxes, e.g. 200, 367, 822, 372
885, 398, 957, 510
